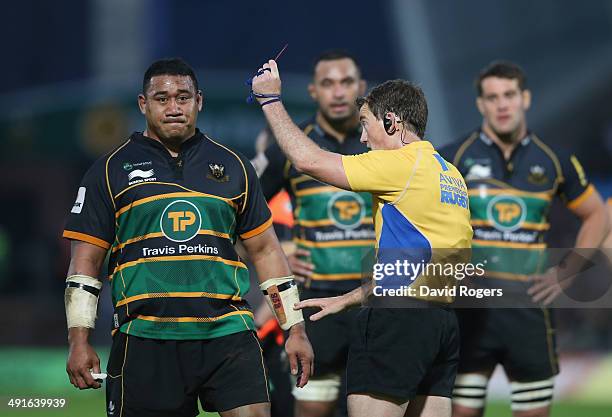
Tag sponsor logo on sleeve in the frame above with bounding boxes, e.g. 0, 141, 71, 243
71, 187, 86, 214
570, 155, 588, 187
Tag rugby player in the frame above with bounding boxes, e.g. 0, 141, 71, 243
438, 60, 609, 417
62, 58, 313, 417
251, 60, 472, 417
257, 51, 374, 417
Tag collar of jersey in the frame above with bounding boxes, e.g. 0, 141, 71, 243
130, 128, 204, 153
479, 130, 531, 147
311, 116, 362, 143
401, 140, 434, 151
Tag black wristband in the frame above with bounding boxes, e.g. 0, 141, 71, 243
66, 281, 101, 297
261, 97, 281, 107
262, 280, 295, 295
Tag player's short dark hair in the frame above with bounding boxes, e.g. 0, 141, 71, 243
142, 58, 199, 94
312, 49, 362, 77
476, 60, 527, 96
357, 80, 428, 139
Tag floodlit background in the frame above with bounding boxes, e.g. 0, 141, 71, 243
0, 1, 611, 416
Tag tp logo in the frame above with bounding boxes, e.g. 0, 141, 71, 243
494, 202, 521, 223
327, 192, 365, 230
168, 211, 196, 231
160, 200, 202, 242
487, 195, 526, 232
334, 201, 361, 220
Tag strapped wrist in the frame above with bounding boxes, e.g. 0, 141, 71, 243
65, 275, 102, 329
260, 276, 304, 330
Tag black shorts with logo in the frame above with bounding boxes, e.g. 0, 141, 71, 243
347, 306, 459, 402
301, 287, 360, 377
106, 330, 269, 417
455, 308, 559, 381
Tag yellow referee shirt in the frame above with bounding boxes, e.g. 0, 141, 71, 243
341, 140, 473, 303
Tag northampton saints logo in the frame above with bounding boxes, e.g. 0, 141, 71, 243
327, 192, 365, 230
160, 200, 202, 242
528, 165, 548, 185
486, 195, 526, 232
207, 163, 229, 182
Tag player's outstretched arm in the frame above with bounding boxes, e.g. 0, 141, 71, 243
294, 280, 371, 321
65, 241, 106, 390
252, 60, 351, 190
242, 227, 314, 387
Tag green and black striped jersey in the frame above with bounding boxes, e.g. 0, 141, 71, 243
260, 118, 375, 292
64, 130, 272, 340
439, 130, 594, 282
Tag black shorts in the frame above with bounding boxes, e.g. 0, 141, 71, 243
347, 306, 459, 402
106, 330, 269, 417
301, 287, 360, 377
455, 308, 559, 381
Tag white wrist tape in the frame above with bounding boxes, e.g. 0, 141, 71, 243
260, 276, 304, 330
65, 274, 103, 329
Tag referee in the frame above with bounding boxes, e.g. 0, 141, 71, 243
257, 50, 374, 417
251, 60, 472, 417
63, 58, 313, 417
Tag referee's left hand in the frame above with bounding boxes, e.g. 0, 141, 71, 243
294, 295, 347, 321
252, 60, 282, 104
284, 322, 314, 388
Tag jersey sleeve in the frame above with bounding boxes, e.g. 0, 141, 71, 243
558, 151, 594, 210
258, 142, 288, 201
341, 150, 407, 195
62, 158, 115, 250
236, 154, 273, 239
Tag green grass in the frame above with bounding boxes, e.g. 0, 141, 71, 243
485, 401, 612, 417
1, 349, 610, 416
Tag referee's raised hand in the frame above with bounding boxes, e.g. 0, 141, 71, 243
251, 60, 282, 104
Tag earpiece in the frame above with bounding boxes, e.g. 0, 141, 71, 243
383, 112, 396, 135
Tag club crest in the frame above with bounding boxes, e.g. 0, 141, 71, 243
528, 164, 548, 185
207, 163, 229, 182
